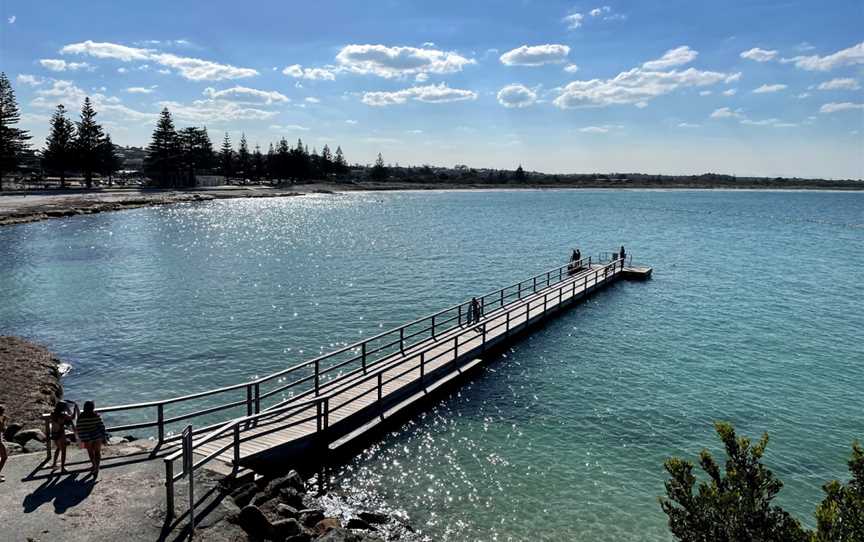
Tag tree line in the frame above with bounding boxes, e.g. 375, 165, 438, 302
144, 108, 350, 188
0, 72, 121, 190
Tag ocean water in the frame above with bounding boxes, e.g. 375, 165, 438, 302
0, 190, 861, 541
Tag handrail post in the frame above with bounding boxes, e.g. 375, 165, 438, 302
182, 425, 194, 535
157, 404, 165, 445
431, 315, 436, 339
533, 276, 537, 292
232, 425, 240, 474
518, 282, 521, 299
253, 383, 261, 415
314, 359, 320, 396
458, 304, 462, 327
377, 373, 383, 415
324, 398, 329, 430
245, 385, 253, 417
559, 267, 563, 281
361, 342, 367, 374
165, 459, 175, 520
500, 288, 504, 307
506, 310, 511, 336
454, 335, 458, 357
546, 271, 550, 286
44, 416, 52, 460
316, 401, 322, 433
482, 323, 486, 345
543, 292, 548, 313
399, 327, 404, 353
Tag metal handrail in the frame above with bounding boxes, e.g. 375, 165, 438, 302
86, 256, 595, 445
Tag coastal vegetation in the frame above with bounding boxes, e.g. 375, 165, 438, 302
661, 422, 863, 541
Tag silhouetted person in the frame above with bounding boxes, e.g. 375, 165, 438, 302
0, 405, 7, 483
469, 297, 482, 325
619, 246, 626, 265
76, 401, 107, 479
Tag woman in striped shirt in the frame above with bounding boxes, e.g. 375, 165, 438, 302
76, 401, 107, 478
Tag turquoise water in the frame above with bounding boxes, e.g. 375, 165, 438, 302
1, 190, 862, 540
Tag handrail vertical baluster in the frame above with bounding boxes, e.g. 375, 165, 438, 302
253, 383, 261, 415
165, 459, 175, 520
157, 404, 165, 445
314, 360, 320, 397
361, 342, 367, 374
400, 327, 404, 353
232, 424, 240, 474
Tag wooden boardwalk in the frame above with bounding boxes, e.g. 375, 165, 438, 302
188, 259, 638, 472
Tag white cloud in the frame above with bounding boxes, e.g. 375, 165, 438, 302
500, 44, 570, 66
8, 15, 16, 24
335, 44, 474, 79
305, 97, 320, 104
781, 41, 864, 71
282, 64, 337, 81
202, 86, 290, 104
30, 80, 154, 122
117, 67, 128, 74
60, 40, 258, 81
753, 83, 787, 93
740, 48, 778, 62
797, 92, 811, 99
361, 83, 477, 106
126, 86, 156, 94
725, 72, 742, 83
16, 74, 44, 86
699, 90, 712, 96
159, 99, 277, 122
642, 46, 698, 70
590, 6, 611, 17
39, 59, 92, 72
817, 78, 860, 91
555, 66, 733, 109
269, 124, 309, 131
564, 64, 580, 74
819, 102, 864, 113
415, 72, 429, 82
345, 119, 358, 125
563, 13, 584, 29
678, 122, 700, 128
496, 84, 537, 108
710, 107, 744, 119
740, 118, 779, 126
722, 88, 738, 96
579, 126, 611, 133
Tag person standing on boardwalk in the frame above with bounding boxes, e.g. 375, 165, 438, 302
471, 297, 483, 326
76, 401, 107, 479
619, 246, 626, 265
0, 405, 7, 483
48, 402, 75, 473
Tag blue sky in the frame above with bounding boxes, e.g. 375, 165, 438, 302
1, 0, 862, 178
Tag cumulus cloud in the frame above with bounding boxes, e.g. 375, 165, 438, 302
345, 119, 358, 125
564, 64, 579, 74
31, 80, 154, 122
554, 65, 733, 109
60, 40, 258, 81
819, 102, 864, 113
563, 13, 584, 29
500, 44, 570, 66
361, 83, 477, 106
642, 46, 698, 70
817, 78, 860, 91
335, 44, 474, 79
17, 74, 45, 86
579, 126, 609, 133
722, 88, 738, 96
282, 64, 337, 80
740, 48, 778, 62
126, 86, 156, 94
710, 107, 744, 119
497, 84, 537, 108
753, 83, 787, 93
304, 97, 320, 103
159, 99, 277, 122
202, 86, 290, 104
781, 41, 864, 71
8, 15, 16, 24
39, 59, 92, 72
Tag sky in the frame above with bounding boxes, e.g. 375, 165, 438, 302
1, 0, 863, 178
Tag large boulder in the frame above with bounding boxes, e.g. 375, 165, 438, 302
237, 504, 272, 540
298, 508, 324, 527
267, 470, 305, 495
13, 428, 46, 446
313, 518, 342, 537
279, 487, 305, 509
276, 504, 300, 518
317, 528, 363, 542
357, 511, 389, 525
345, 518, 373, 531
271, 517, 303, 539
3, 422, 22, 441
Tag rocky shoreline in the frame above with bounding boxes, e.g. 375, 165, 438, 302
210, 469, 425, 542
0, 336, 64, 452
0, 188, 305, 227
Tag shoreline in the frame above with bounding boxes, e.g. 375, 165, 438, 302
1, 180, 862, 227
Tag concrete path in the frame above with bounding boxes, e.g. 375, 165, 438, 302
0, 442, 245, 542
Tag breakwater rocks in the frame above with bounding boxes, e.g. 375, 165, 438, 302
0, 336, 63, 452
221, 470, 425, 542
